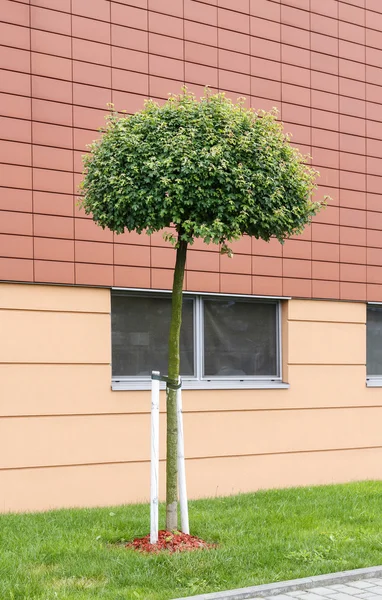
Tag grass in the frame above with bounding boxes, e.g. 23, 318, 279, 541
1, 481, 382, 600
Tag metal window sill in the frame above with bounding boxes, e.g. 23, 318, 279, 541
112, 379, 290, 391
366, 378, 382, 387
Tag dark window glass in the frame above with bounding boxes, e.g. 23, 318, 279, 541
367, 305, 382, 375
203, 299, 278, 377
112, 294, 194, 377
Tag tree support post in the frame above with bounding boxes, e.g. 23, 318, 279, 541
150, 371, 160, 544
177, 382, 190, 534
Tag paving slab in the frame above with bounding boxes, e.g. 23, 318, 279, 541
173, 566, 382, 600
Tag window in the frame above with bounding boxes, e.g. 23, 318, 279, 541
203, 298, 278, 377
366, 304, 382, 386
112, 293, 194, 378
111, 291, 286, 390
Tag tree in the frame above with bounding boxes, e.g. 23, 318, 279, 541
80, 89, 324, 531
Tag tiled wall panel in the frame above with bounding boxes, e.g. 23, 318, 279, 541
1, 0, 382, 300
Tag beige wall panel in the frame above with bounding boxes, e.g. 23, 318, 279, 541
185, 448, 382, 499
285, 365, 372, 407
0, 461, 157, 513
0, 414, 159, 468
1, 447, 381, 513
0, 363, 289, 416
288, 321, 366, 365
0, 283, 110, 313
0, 364, 136, 416
183, 366, 378, 410
183, 407, 382, 458
288, 299, 366, 324
0, 284, 380, 513
2, 407, 382, 469
0, 311, 111, 363
1, 364, 379, 418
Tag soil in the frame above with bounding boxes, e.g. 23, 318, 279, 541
125, 530, 216, 554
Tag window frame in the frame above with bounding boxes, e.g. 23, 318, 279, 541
111, 288, 289, 391
199, 295, 282, 382
111, 289, 197, 380
366, 302, 382, 387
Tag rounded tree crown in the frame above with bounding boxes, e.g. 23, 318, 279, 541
80, 89, 323, 248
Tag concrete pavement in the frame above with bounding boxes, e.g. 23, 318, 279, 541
265, 578, 382, 600
174, 566, 382, 600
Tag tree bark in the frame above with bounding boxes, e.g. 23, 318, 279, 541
166, 234, 187, 531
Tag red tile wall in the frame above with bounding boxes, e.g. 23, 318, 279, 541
1, 0, 382, 301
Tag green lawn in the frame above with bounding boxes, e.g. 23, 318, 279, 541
1, 481, 382, 600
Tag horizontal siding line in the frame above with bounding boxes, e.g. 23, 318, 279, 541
1, 405, 382, 419
0, 307, 110, 315
2, 2, 382, 50
6, 0, 375, 26
4, 95, 382, 142
1, 444, 381, 472
0, 234, 376, 251
2, 157, 382, 180
0, 308, 110, 317
0, 182, 366, 199
0, 459, 150, 472
0, 9, 373, 44
289, 364, 366, 368
0, 258, 381, 278
3, 137, 382, 168
1, 45, 381, 89
0, 413, 153, 419
2, 56, 382, 115
293, 297, 361, 303
154, 0, 382, 23
0, 364, 106, 369
9, 183, 371, 200
0, 274, 372, 284
1, 258, 382, 274
4, 163, 382, 188
1, 162, 381, 182
2, 258, 382, 273
0, 31, 367, 68
186, 445, 382, 462
0, 248, 247, 260
288, 318, 365, 324
196, 0, 382, 23
291, 298, 367, 303
3, 144, 382, 171
3, 127, 382, 159
0, 278, 111, 289
0, 184, 76, 197
0, 361, 110, 366
6, 0, 382, 30
0, 231, 374, 244
286, 280, 366, 285
288, 362, 365, 366
2, 67, 382, 123
0, 114, 380, 152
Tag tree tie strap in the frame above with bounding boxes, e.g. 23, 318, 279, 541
151, 373, 182, 390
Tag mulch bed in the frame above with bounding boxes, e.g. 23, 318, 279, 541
126, 530, 216, 554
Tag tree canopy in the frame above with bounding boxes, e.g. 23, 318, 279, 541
80, 89, 322, 251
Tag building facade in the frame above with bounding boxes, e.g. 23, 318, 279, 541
1, 0, 382, 512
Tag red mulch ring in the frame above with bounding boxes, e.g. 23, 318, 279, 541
126, 530, 216, 554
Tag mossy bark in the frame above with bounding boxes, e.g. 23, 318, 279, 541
166, 235, 187, 532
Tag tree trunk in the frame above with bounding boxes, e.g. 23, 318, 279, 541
166, 234, 187, 531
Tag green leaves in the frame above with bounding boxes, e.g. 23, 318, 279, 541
80, 88, 324, 246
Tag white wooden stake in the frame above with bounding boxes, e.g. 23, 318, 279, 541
177, 382, 190, 534
150, 371, 160, 544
